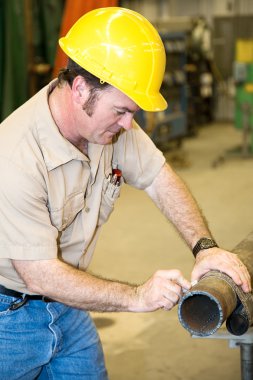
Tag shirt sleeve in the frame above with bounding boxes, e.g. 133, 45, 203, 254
112, 121, 166, 189
0, 157, 58, 260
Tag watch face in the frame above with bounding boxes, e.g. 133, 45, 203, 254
201, 239, 213, 249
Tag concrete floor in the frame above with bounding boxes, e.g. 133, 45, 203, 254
89, 122, 253, 380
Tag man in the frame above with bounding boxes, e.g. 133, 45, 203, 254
0, 7, 250, 380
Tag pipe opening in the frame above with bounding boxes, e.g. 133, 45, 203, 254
179, 293, 223, 336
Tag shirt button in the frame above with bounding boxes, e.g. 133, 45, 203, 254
85, 207, 90, 213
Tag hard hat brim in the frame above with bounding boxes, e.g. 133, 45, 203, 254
130, 91, 168, 112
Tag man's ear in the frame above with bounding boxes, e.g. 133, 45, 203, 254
71, 76, 89, 104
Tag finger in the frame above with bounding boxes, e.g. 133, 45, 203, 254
221, 254, 251, 292
162, 291, 180, 310
227, 254, 251, 292
164, 281, 182, 297
162, 269, 191, 290
216, 256, 251, 292
225, 266, 249, 292
234, 260, 251, 292
164, 291, 180, 304
163, 300, 176, 311
159, 280, 182, 308
237, 258, 251, 282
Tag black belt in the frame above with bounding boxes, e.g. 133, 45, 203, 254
0, 284, 55, 310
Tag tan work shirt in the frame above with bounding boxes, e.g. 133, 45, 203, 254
0, 82, 165, 293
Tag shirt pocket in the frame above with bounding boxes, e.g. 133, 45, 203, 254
97, 175, 122, 226
49, 192, 85, 231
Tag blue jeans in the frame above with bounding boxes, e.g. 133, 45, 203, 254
0, 294, 108, 379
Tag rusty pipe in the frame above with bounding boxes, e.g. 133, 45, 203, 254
178, 231, 253, 337
178, 273, 237, 336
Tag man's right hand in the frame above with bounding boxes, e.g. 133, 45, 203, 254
133, 269, 191, 312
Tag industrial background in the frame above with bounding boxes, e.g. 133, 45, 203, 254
1, 0, 253, 379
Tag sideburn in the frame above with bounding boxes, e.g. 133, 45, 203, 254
82, 88, 100, 117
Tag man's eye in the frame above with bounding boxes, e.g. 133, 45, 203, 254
115, 110, 126, 116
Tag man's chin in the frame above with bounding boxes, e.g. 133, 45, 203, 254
94, 137, 113, 145
103, 134, 115, 144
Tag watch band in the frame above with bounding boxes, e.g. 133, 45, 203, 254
192, 237, 218, 257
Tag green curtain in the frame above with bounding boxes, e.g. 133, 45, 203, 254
32, 0, 65, 68
1, 0, 28, 121
0, 0, 4, 109
0, 1, 4, 107
0, 0, 64, 122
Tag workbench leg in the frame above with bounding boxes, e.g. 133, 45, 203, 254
240, 343, 253, 380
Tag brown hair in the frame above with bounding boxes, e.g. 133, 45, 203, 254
57, 58, 110, 90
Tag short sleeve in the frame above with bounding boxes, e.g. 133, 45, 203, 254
0, 157, 58, 260
112, 121, 165, 189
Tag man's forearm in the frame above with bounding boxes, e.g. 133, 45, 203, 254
145, 163, 212, 248
12, 258, 190, 312
13, 258, 137, 312
144, 163, 252, 294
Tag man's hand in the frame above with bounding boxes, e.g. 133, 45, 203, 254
191, 247, 252, 293
134, 269, 191, 312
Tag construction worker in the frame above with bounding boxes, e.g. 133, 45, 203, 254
0, 7, 250, 379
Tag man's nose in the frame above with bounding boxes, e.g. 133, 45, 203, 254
119, 113, 134, 130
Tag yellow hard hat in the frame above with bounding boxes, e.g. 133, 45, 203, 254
59, 7, 167, 112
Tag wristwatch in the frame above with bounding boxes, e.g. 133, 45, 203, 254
192, 237, 218, 257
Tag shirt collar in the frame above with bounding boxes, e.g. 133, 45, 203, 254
33, 81, 103, 171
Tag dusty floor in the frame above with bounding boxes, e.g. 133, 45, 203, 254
89, 122, 253, 380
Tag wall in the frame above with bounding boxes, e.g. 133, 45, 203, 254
121, 0, 253, 23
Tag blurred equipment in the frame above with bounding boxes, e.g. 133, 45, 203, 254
234, 39, 253, 155
186, 16, 215, 129
135, 28, 189, 151
212, 38, 253, 167
136, 16, 216, 151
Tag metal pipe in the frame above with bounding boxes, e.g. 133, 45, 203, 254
178, 272, 237, 336
178, 231, 253, 337
240, 344, 253, 380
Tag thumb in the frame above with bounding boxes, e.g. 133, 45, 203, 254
191, 265, 209, 284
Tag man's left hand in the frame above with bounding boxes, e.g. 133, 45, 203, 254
191, 247, 252, 293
